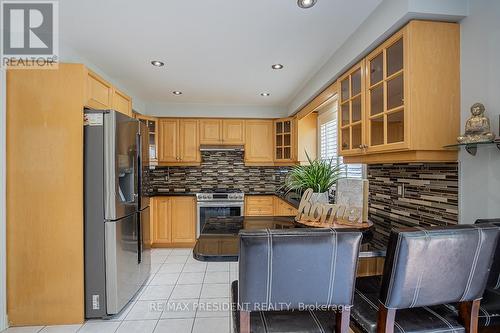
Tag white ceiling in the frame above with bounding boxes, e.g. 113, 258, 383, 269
60, 0, 382, 108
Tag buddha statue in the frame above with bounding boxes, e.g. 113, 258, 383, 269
457, 103, 496, 144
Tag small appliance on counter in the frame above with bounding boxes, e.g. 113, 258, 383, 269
84, 109, 151, 318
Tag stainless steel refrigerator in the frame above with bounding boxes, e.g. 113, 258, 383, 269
84, 109, 151, 318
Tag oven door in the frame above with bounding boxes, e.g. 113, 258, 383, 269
197, 202, 243, 236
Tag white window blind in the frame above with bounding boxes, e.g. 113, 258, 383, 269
317, 98, 364, 179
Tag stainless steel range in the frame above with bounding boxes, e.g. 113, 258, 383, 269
196, 191, 244, 237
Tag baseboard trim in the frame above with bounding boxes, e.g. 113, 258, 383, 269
0, 314, 8, 331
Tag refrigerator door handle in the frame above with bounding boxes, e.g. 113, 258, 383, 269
137, 214, 142, 264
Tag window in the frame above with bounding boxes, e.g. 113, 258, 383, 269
317, 97, 364, 178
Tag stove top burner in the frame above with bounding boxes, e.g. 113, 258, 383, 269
196, 190, 244, 202
200, 189, 243, 194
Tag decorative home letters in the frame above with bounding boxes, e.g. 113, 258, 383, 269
295, 188, 366, 224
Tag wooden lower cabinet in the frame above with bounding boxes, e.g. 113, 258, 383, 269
273, 197, 298, 216
152, 197, 172, 244
171, 197, 197, 243
245, 195, 274, 216
357, 257, 385, 277
244, 195, 298, 217
152, 196, 196, 247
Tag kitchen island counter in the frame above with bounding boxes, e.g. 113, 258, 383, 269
193, 216, 386, 262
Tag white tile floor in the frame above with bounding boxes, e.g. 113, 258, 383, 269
2, 248, 238, 333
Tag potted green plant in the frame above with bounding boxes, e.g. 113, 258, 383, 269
283, 152, 342, 203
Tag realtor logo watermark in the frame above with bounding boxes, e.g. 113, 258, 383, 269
1, 0, 58, 68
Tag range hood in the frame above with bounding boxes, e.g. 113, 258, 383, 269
199, 145, 245, 152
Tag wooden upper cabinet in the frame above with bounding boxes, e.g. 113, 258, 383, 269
245, 120, 274, 165
222, 119, 245, 144
170, 197, 196, 243
158, 119, 200, 165
338, 20, 459, 164
338, 60, 366, 156
274, 117, 295, 162
296, 112, 318, 164
158, 119, 179, 163
200, 119, 222, 144
85, 70, 112, 109
179, 119, 200, 163
152, 197, 171, 244
365, 30, 407, 153
200, 119, 245, 145
136, 114, 159, 165
112, 88, 132, 116
85, 68, 133, 117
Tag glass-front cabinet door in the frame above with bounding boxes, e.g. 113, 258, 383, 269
137, 116, 158, 165
365, 29, 408, 152
338, 60, 365, 155
274, 118, 294, 162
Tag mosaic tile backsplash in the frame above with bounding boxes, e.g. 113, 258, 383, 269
147, 150, 290, 194
367, 163, 459, 248
147, 152, 459, 248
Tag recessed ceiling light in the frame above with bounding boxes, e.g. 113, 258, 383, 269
271, 64, 284, 70
297, 0, 317, 9
151, 60, 164, 67
260, 92, 270, 97
173, 91, 182, 95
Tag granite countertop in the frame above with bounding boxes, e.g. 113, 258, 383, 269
147, 191, 197, 196
193, 215, 386, 262
147, 190, 302, 208
276, 191, 302, 208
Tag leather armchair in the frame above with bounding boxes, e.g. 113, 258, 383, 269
350, 224, 500, 333
232, 228, 363, 333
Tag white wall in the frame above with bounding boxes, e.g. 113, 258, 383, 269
145, 102, 287, 118
0, 68, 7, 330
459, 0, 500, 224
287, 0, 468, 114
